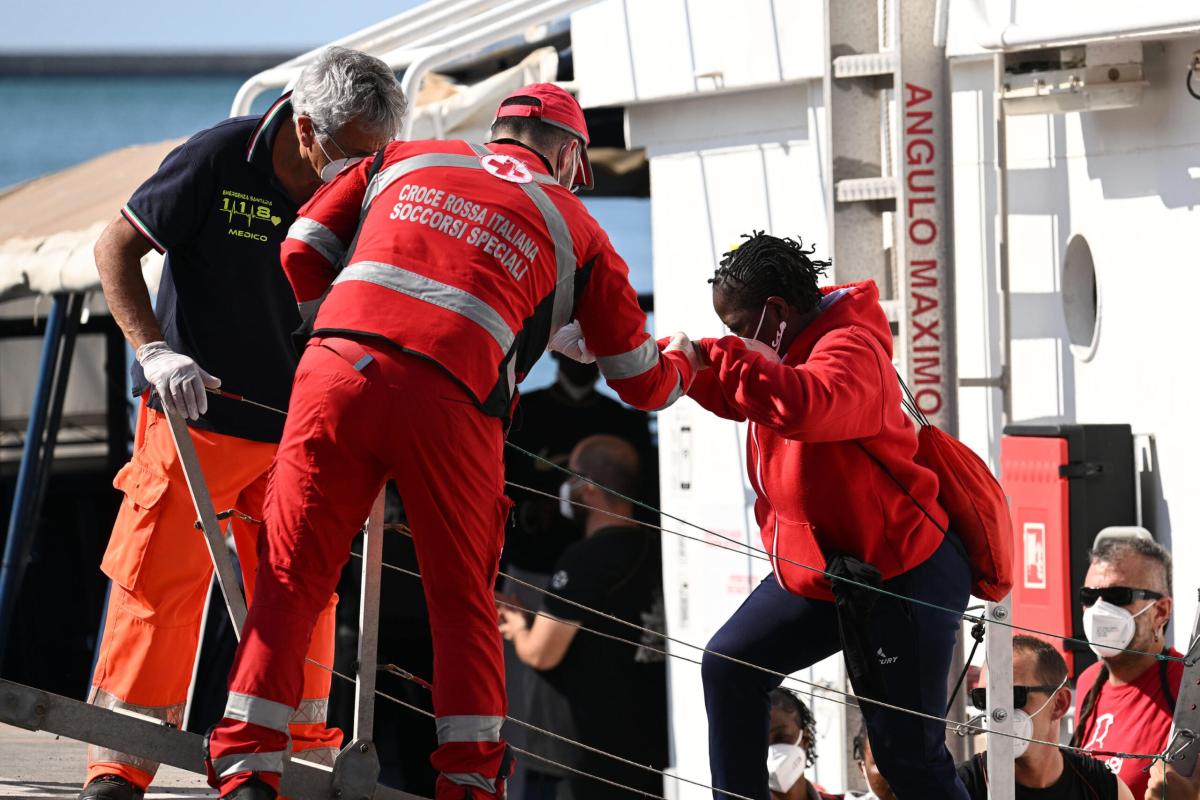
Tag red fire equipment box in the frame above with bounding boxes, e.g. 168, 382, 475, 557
1000, 424, 1135, 677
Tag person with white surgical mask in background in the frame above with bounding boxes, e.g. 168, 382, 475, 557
766, 688, 843, 800
1071, 533, 1199, 800
957, 635, 1133, 800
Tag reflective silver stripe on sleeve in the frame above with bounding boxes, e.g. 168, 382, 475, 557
224, 692, 294, 734
596, 337, 660, 381
652, 372, 685, 412
87, 688, 183, 774
436, 714, 504, 744
213, 750, 287, 778
334, 262, 515, 353
362, 153, 485, 214
287, 217, 345, 266
290, 697, 330, 726
468, 144, 578, 336
443, 773, 498, 793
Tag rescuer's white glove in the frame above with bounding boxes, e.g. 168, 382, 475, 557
664, 332, 705, 378
137, 341, 222, 421
547, 321, 595, 364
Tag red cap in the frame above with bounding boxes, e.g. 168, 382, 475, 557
494, 82, 593, 190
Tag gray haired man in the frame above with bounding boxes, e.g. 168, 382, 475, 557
81, 47, 406, 800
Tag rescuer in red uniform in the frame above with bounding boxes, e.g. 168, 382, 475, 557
204, 83, 699, 800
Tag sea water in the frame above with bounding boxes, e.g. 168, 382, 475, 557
0, 74, 261, 189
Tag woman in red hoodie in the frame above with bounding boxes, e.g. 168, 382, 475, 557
691, 232, 971, 800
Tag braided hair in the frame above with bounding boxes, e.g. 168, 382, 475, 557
769, 687, 818, 768
709, 231, 831, 313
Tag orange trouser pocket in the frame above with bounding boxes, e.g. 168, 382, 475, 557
100, 457, 172, 591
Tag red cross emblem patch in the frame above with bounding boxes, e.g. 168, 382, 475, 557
480, 153, 534, 184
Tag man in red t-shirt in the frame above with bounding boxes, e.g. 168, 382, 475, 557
1071, 535, 1197, 800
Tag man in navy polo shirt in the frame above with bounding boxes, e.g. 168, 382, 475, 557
81, 47, 407, 800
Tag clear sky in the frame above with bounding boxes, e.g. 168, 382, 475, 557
1, 0, 427, 53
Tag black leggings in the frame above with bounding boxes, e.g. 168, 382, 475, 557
701, 536, 972, 799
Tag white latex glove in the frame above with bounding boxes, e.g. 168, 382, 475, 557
137, 341, 221, 421
664, 331, 704, 375
547, 320, 595, 364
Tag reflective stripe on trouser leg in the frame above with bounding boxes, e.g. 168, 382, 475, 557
437, 715, 504, 744
205, 341, 392, 795
384, 364, 510, 796
87, 687, 184, 776
223, 692, 293, 733
213, 750, 288, 779
290, 696, 338, 767
437, 716, 507, 795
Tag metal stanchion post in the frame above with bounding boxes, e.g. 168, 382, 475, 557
1165, 593, 1200, 778
333, 490, 386, 799
985, 598, 1015, 800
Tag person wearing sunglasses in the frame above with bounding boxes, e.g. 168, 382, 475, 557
1071, 535, 1197, 800
958, 635, 1133, 800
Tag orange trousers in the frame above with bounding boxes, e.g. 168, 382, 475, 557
88, 398, 341, 789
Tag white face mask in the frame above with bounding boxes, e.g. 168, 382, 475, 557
748, 304, 787, 353
739, 305, 784, 363
558, 479, 576, 520
1006, 675, 1068, 759
766, 732, 807, 794
316, 134, 364, 183
1083, 598, 1154, 658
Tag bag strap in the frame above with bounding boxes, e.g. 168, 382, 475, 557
893, 366, 932, 429
855, 365, 948, 535
856, 441, 948, 537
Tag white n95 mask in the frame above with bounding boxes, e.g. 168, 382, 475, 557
1084, 599, 1152, 658
1008, 675, 1067, 759
558, 480, 575, 520
766, 733, 807, 794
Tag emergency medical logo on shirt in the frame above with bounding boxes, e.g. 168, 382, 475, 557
551, 570, 570, 590
480, 154, 534, 184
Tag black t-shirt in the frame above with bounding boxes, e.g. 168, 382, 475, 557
503, 383, 652, 573
958, 750, 1119, 800
125, 94, 301, 442
539, 526, 667, 799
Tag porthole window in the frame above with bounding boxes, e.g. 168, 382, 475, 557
1062, 234, 1101, 361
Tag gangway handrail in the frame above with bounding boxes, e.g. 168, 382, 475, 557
395, 0, 598, 140
965, 0, 1200, 51
230, 0, 509, 116
230, 0, 575, 118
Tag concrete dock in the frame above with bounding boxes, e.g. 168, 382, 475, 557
0, 724, 213, 799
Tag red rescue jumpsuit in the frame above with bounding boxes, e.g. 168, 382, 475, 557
206, 140, 694, 798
